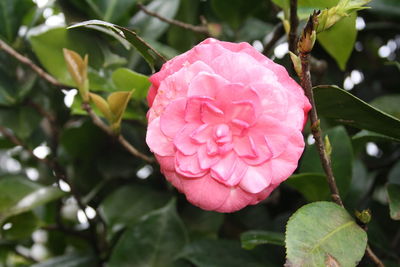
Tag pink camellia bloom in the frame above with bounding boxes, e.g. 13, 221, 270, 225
146, 38, 311, 213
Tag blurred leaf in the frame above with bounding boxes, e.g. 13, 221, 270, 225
241, 230, 285, 250
180, 206, 224, 240
300, 126, 353, 197
179, 239, 265, 267
388, 161, 400, 185
211, 0, 263, 30
285, 201, 367, 266
100, 185, 170, 232
1, 212, 39, 240
317, 12, 357, 70
69, 20, 166, 71
29, 27, 104, 86
237, 18, 273, 42
130, 0, 180, 40
370, 94, 400, 119
111, 68, 150, 100
0, 175, 65, 223
285, 173, 330, 202
31, 253, 96, 267
0, 0, 34, 42
369, 0, 400, 17
0, 106, 41, 139
314, 85, 400, 139
352, 130, 400, 148
387, 184, 400, 220
109, 199, 188, 267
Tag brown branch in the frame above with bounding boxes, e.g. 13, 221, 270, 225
298, 13, 384, 267
263, 23, 285, 56
289, 0, 299, 53
137, 3, 209, 35
82, 103, 154, 163
0, 39, 64, 87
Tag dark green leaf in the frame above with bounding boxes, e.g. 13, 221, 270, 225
109, 199, 188, 267
0, 106, 41, 139
1, 212, 39, 240
314, 85, 400, 139
130, 0, 180, 40
111, 68, 150, 100
179, 239, 264, 267
299, 126, 353, 197
388, 161, 400, 185
387, 184, 400, 220
0, 0, 34, 42
369, 0, 400, 17
241, 230, 285, 250
69, 20, 166, 72
0, 175, 65, 223
285, 173, 330, 202
99, 185, 170, 232
285, 201, 367, 266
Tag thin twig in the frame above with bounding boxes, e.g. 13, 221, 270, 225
82, 103, 154, 163
263, 23, 285, 56
0, 39, 64, 87
137, 3, 209, 35
289, 0, 299, 53
366, 245, 385, 267
298, 13, 384, 267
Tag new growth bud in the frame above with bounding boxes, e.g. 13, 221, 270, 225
298, 11, 319, 54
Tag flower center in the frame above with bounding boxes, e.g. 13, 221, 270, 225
211, 124, 233, 154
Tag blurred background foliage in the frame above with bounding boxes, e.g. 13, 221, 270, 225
0, 0, 399, 266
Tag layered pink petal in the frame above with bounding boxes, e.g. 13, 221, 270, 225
210, 152, 247, 186
146, 117, 174, 156
239, 165, 272, 194
175, 152, 207, 178
160, 98, 186, 138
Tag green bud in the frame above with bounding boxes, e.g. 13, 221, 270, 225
355, 209, 372, 224
289, 52, 302, 78
324, 135, 332, 157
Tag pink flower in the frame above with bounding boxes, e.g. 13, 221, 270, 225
146, 38, 311, 213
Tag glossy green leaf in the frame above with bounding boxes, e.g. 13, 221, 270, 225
241, 230, 285, 250
352, 130, 400, 146
300, 126, 353, 197
317, 12, 357, 70
285, 201, 368, 266
109, 199, 187, 267
179, 239, 264, 267
111, 68, 150, 100
29, 27, 104, 86
31, 253, 96, 267
285, 173, 330, 202
0, 175, 65, 223
100, 185, 170, 232
1, 212, 39, 240
370, 94, 400, 119
69, 20, 166, 72
130, 0, 180, 40
0, 0, 34, 42
387, 184, 400, 220
76, 0, 137, 23
314, 85, 400, 139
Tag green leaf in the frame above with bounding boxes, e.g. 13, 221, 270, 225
0, 106, 41, 139
0, 0, 34, 42
1, 212, 39, 240
285, 173, 330, 202
388, 161, 400, 185
130, 0, 180, 40
0, 175, 65, 223
241, 230, 285, 250
179, 239, 264, 267
84, 0, 137, 23
109, 199, 188, 267
99, 185, 170, 232
369, 0, 400, 17
111, 68, 150, 100
314, 85, 400, 139
317, 12, 357, 70
29, 27, 104, 86
370, 94, 400, 119
31, 253, 96, 267
211, 0, 263, 30
69, 20, 166, 72
387, 184, 400, 220
299, 126, 353, 197
285, 201, 368, 266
